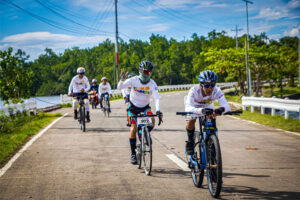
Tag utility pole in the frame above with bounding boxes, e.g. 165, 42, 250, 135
298, 29, 300, 88
114, 0, 119, 89
242, 0, 253, 96
231, 25, 243, 49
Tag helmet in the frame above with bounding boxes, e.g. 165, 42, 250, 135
139, 60, 153, 72
198, 70, 217, 83
128, 73, 136, 78
92, 79, 97, 83
101, 77, 107, 81
77, 67, 85, 74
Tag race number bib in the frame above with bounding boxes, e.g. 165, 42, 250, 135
137, 117, 152, 125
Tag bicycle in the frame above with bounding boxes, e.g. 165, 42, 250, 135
133, 113, 162, 175
102, 94, 110, 117
74, 93, 87, 132
176, 109, 242, 198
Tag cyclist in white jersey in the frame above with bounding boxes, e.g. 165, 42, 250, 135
98, 77, 112, 112
118, 61, 163, 164
185, 70, 231, 155
68, 67, 91, 122
122, 73, 136, 104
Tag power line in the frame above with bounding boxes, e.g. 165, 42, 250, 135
231, 25, 243, 48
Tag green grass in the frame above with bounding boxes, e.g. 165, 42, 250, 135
234, 110, 300, 133
262, 86, 300, 97
0, 113, 62, 165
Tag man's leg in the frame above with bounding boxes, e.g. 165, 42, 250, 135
186, 119, 196, 155
129, 123, 137, 164
73, 99, 78, 119
99, 94, 103, 109
107, 95, 111, 112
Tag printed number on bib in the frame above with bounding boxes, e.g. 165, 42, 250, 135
137, 117, 152, 125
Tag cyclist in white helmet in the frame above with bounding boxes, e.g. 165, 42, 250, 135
98, 77, 112, 112
184, 70, 230, 156
68, 67, 91, 122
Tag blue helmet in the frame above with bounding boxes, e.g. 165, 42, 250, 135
198, 70, 217, 83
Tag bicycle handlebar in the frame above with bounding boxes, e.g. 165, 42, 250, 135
176, 110, 243, 116
132, 114, 163, 126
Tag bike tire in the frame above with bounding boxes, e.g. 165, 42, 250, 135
142, 127, 152, 175
206, 134, 222, 198
192, 138, 204, 187
92, 99, 95, 109
136, 143, 142, 169
81, 106, 86, 132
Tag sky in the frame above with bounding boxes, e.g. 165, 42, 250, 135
0, 0, 300, 60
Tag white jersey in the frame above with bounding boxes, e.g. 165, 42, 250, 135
185, 85, 231, 114
99, 82, 111, 94
122, 87, 131, 98
117, 76, 160, 111
68, 75, 90, 94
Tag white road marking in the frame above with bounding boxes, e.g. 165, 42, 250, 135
0, 113, 68, 178
166, 154, 190, 171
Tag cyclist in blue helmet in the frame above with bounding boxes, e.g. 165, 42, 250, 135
184, 70, 231, 157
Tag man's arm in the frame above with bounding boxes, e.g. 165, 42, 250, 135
185, 89, 204, 114
68, 77, 74, 95
107, 83, 112, 94
85, 78, 91, 92
152, 86, 160, 112
117, 78, 133, 90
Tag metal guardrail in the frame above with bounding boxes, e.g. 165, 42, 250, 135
0, 101, 37, 116
60, 82, 237, 104
242, 96, 300, 121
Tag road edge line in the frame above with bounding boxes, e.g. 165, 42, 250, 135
226, 115, 300, 137
0, 113, 68, 178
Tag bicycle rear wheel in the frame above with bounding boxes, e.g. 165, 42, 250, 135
136, 143, 142, 169
192, 138, 204, 187
81, 106, 86, 132
206, 134, 222, 198
142, 127, 152, 175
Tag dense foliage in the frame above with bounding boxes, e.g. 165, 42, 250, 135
0, 31, 298, 99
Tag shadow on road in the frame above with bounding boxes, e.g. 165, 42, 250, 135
151, 168, 190, 179
222, 185, 300, 200
88, 128, 129, 133
223, 172, 270, 178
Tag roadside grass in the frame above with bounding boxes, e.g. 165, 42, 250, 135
262, 86, 300, 97
234, 110, 300, 133
0, 113, 62, 165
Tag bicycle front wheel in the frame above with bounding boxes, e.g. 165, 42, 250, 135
206, 134, 222, 198
192, 138, 204, 187
142, 127, 152, 175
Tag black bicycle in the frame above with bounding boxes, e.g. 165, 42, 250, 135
133, 113, 162, 175
176, 109, 242, 198
74, 93, 87, 132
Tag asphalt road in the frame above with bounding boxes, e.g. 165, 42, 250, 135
0, 91, 299, 200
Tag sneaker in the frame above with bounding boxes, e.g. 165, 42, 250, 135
131, 154, 137, 164
185, 140, 194, 155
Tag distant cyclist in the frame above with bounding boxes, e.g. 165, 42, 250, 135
89, 79, 99, 102
68, 67, 91, 122
118, 61, 163, 164
99, 77, 112, 112
184, 70, 230, 156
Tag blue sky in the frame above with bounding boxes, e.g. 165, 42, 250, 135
0, 0, 300, 60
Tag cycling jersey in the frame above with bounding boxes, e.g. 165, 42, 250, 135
185, 85, 231, 114
118, 76, 160, 111
90, 84, 99, 93
99, 83, 111, 94
68, 75, 90, 94
122, 87, 131, 98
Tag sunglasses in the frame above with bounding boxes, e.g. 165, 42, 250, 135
201, 83, 215, 88
142, 70, 151, 75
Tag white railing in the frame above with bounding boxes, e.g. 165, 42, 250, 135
60, 82, 238, 104
242, 96, 300, 121
0, 100, 37, 116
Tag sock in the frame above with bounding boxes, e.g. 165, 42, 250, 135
129, 138, 136, 155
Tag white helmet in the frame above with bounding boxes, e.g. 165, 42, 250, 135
92, 79, 97, 83
77, 67, 85, 74
101, 77, 107, 81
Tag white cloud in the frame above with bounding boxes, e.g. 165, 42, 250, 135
147, 24, 169, 32
0, 32, 113, 60
139, 16, 156, 20
288, 0, 300, 8
252, 8, 288, 20
268, 34, 282, 40
284, 28, 300, 36
149, 0, 226, 10
74, 0, 114, 12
